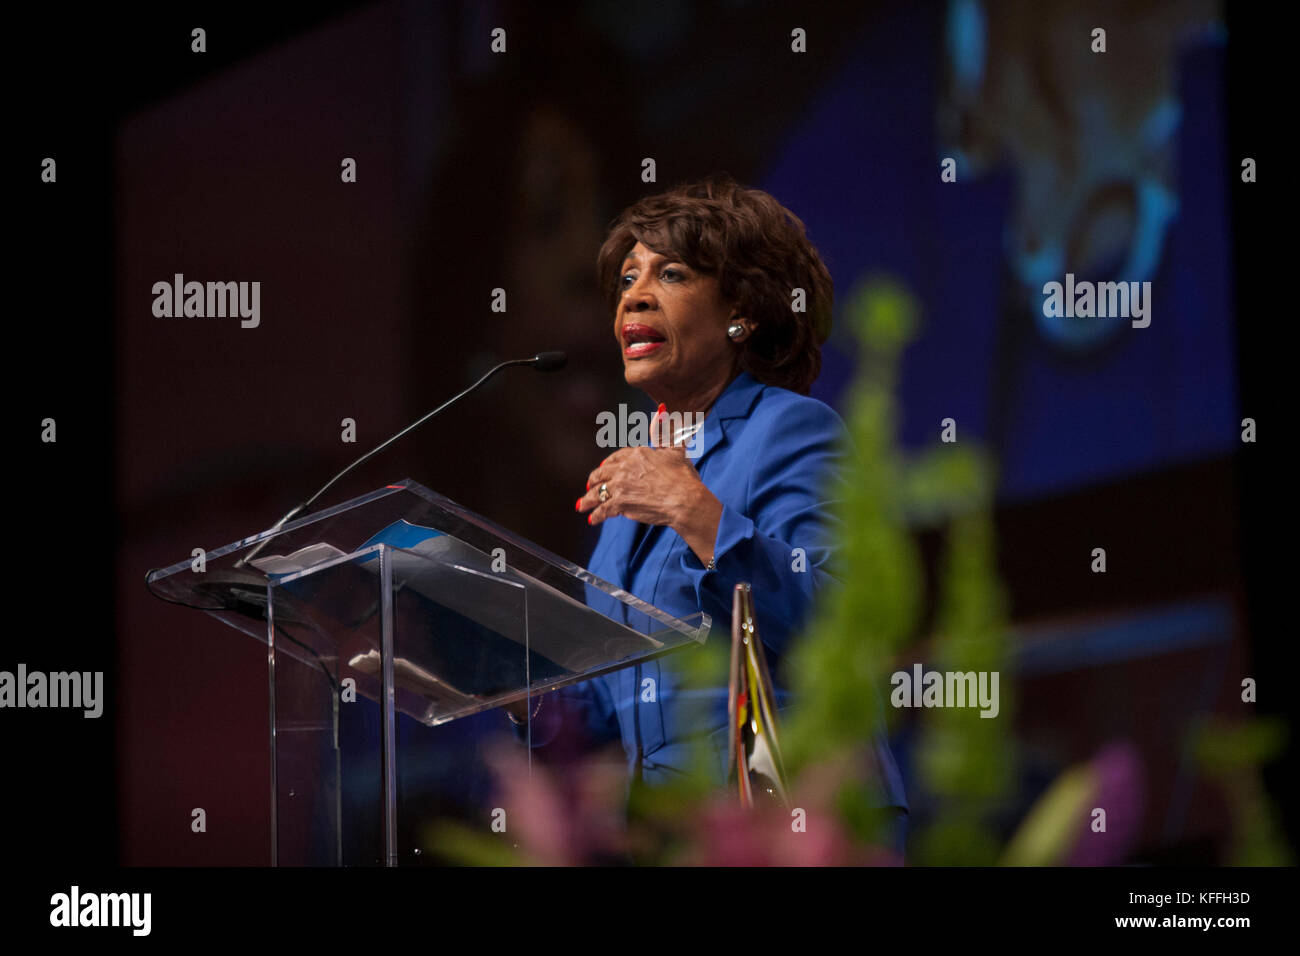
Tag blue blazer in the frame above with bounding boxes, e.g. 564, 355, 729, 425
536, 371, 907, 811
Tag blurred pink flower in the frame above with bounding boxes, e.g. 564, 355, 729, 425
684, 796, 901, 866
484, 745, 628, 865
1066, 741, 1145, 866
478, 745, 905, 866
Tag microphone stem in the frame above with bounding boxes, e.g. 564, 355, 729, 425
235, 356, 533, 568
302, 357, 531, 514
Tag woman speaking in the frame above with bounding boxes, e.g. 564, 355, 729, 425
513, 175, 906, 842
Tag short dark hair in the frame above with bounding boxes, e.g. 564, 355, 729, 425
596, 174, 833, 394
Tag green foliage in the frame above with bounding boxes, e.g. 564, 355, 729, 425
1191, 717, 1293, 866
783, 274, 1014, 863
420, 819, 530, 866
782, 277, 924, 776
1000, 763, 1096, 866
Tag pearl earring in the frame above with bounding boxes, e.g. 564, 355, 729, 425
727, 323, 745, 340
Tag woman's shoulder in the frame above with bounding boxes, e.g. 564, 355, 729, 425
746, 379, 849, 441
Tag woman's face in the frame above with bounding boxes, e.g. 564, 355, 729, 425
614, 240, 740, 408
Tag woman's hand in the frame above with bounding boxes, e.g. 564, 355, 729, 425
577, 442, 724, 567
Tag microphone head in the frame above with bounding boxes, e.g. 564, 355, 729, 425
532, 351, 567, 372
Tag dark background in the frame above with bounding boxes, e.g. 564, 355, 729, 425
6, 0, 1287, 868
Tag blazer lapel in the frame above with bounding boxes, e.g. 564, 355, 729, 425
686, 371, 764, 473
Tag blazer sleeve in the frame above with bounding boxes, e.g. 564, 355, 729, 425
678, 397, 849, 659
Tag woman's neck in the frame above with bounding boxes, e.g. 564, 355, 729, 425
657, 368, 740, 420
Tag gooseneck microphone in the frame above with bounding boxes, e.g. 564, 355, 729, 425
232, 351, 567, 570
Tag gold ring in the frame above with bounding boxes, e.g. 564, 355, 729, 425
599, 482, 609, 502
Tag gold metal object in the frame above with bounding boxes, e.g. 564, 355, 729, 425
726, 582, 790, 806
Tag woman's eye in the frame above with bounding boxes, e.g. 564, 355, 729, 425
620, 268, 681, 289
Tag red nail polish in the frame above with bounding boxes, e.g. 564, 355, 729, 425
587, 515, 594, 525
586, 480, 590, 491
657, 403, 666, 415
574, 499, 583, 512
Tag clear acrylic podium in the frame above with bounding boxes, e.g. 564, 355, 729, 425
146, 479, 710, 865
